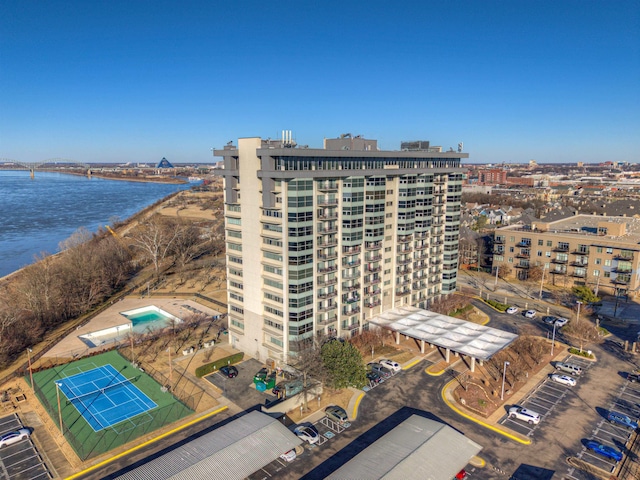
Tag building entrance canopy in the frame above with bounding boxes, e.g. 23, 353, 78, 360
369, 306, 517, 362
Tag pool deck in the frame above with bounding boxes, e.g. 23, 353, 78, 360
43, 297, 222, 360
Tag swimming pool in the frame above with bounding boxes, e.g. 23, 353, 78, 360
121, 306, 181, 332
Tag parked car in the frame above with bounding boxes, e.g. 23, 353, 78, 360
554, 317, 569, 327
524, 310, 537, 319
551, 374, 577, 387
0, 429, 30, 448
368, 362, 392, 378
455, 470, 467, 480
325, 405, 348, 424
585, 441, 623, 461
506, 306, 518, 314
280, 449, 297, 462
366, 371, 384, 385
219, 366, 238, 378
508, 406, 541, 425
607, 411, 638, 430
628, 372, 640, 382
555, 362, 582, 376
379, 359, 401, 372
294, 425, 319, 444
542, 316, 557, 325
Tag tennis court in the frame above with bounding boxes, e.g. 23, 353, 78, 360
30, 350, 194, 460
56, 364, 156, 432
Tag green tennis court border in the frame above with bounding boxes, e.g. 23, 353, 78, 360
29, 350, 194, 461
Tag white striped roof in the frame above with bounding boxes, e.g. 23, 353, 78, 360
369, 306, 517, 361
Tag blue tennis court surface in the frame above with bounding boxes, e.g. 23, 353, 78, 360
56, 364, 157, 432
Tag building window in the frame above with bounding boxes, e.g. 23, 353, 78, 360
593, 270, 600, 276
538, 239, 543, 246
597, 247, 603, 253
595, 258, 601, 265
546, 251, 551, 257
537, 251, 542, 257
604, 259, 611, 266
606, 247, 613, 254
604, 271, 611, 278
546, 240, 552, 247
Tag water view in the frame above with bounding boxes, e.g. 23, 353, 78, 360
0, 170, 192, 277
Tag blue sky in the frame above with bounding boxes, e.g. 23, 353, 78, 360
1, 1, 638, 164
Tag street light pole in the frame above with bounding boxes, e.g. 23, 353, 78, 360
494, 265, 500, 291
576, 301, 582, 322
501, 361, 510, 400
55, 382, 63, 435
27, 348, 34, 392
551, 322, 557, 356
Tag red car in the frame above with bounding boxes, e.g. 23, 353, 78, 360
455, 469, 467, 480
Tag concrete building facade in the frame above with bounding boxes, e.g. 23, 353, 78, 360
493, 215, 640, 297
215, 135, 467, 363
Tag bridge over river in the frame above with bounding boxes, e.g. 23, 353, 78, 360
0, 158, 92, 178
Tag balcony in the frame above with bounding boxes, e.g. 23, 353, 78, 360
413, 282, 427, 290
397, 247, 413, 254
318, 211, 339, 220
367, 288, 382, 296
516, 242, 531, 248
366, 300, 381, 308
430, 259, 442, 266
342, 271, 361, 280
398, 258, 412, 265
366, 242, 382, 250
515, 253, 530, 259
398, 235, 413, 243
572, 271, 586, 278
318, 290, 337, 299
395, 288, 411, 297
553, 246, 569, 252
318, 198, 338, 206
344, 296, 360, 304
494, 237, 505, 244
346, 323, 360, 331
342, 258, 361, 267
614, 253, 634, 261
365, 277, 381, 285
318, 252, 338, 261
415, 243, 428, 251
343, 283, 361, 292
550, 269, 567, 275
317, 315, 337, 326
317, 181, 338, 191
366, 254, 382, 262
342, 307, 360, 315
415, 232, 428, 239
614, 267, 633, 273
318, 265, 338, 274
318, 239, 338, 248
318, 226, 338, 234
318, 277, 338, 287
365, 265, 382, 273
343, 245, 361, 254
317, 302, 337, 313
612, 277, 630, 285
515, 264, 530, 269
552, 258, 567, 264
571, 249, 590, 255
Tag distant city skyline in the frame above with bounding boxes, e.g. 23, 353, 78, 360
1, 1, 638, 164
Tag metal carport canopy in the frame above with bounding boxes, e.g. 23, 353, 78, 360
368, 306, 518, 361
326, 414, 482, 480
114, 410, 302, 480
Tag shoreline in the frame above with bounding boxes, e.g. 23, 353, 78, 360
0, 168, 189, 185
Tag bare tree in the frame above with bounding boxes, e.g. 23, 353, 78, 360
129, 215, 182, 275
497, 264, 513, 279
564, 316, 599, 353
287, 336, 328, 412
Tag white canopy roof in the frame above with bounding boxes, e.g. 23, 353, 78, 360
369, 306, 517, 361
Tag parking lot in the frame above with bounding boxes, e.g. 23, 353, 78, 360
498, 355, 595, 438
0, 413, 51, 480
565, 375, 640, 478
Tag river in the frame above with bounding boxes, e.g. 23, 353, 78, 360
0, 170, 193, 278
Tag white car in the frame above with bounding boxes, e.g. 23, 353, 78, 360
554, 317, 569, 327
506, 306, 518, 314
551, 374, 577, 387
280, 449, 297, 462
294, 426, 319, 444
0, 428, 30, 448
508, 406, 541, 425
379, 359, 401, 372
524, 310, 536, 318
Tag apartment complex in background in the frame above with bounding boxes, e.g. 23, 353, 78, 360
214, 134, 467, 363
493, 215, 640, 297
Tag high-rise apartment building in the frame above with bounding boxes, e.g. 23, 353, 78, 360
214, 134, 467, 363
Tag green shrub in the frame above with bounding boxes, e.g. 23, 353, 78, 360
598, 327, 610, 337
195, 352, 244, 377
450, 304, 474, 317
568, 348, 594, 359
485, 299, 509, 312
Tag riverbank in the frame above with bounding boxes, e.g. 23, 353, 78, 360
47, 169, 190, 184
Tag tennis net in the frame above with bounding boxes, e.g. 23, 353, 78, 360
63, 375, 139, 406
